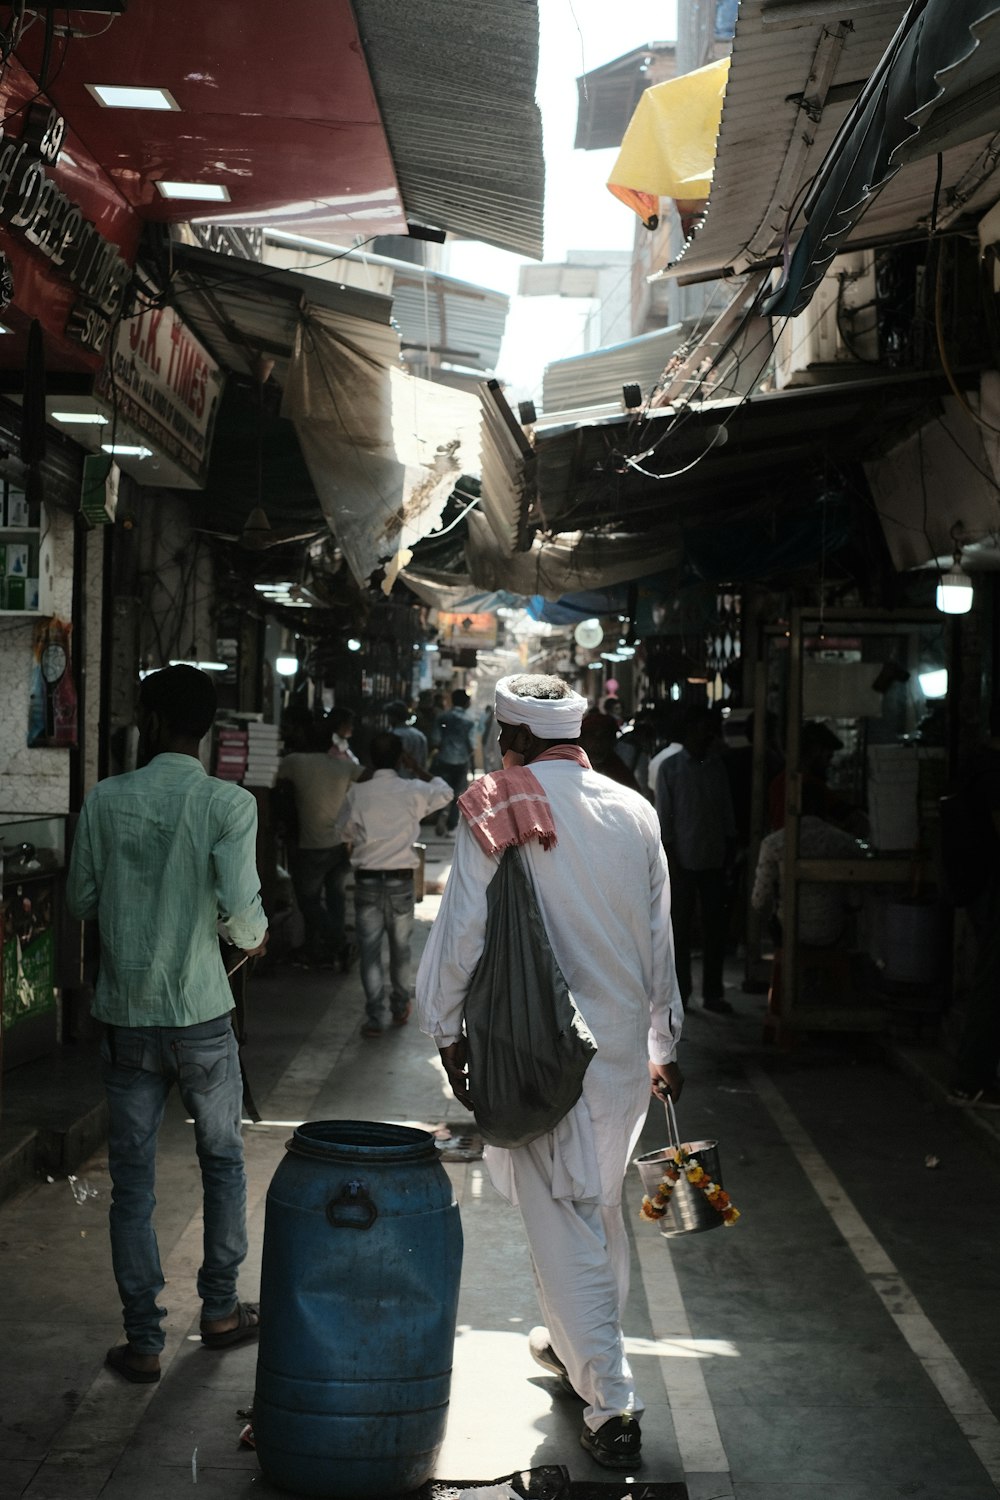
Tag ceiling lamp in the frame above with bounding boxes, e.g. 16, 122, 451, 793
574, 618, 604, 650
275, 655, 299, 677
918, 668, 948, 699
936, 551, 973, 615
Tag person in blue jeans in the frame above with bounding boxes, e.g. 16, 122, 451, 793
277, 716, 362, 968
431, 688, 478, 833
337, 731, 450, 1037
67, 666, 268, 1383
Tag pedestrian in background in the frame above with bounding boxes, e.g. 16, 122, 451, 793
431, 687, 478, 834
580, 708, 640, 791
277, 716, 362, 969
66, 666, 267, 1383
387, 699, 428, 777
948, 702, 1000, 1108
656, 703, 736, 1014
338, 731, 451, 1037
328, 707, 360, 765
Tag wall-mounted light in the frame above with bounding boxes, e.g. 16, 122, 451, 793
347, 638, 362, 652
275, 655, 299, 677
937, 545, 973, 615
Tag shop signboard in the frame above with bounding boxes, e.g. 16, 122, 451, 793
95, 289, 224, 487
436, 611, 498, 650
0, 70, 141, 366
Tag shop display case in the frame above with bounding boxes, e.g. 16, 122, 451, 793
0, 491, 54, 617
0, 816, 67, 1073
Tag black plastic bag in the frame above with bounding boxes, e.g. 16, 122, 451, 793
463, 846, 597, 1149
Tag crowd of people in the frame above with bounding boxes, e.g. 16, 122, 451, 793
67, 663, 946, 1471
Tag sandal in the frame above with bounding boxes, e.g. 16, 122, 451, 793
200, 1300, 261, 1349
105, 1344, 161, 1384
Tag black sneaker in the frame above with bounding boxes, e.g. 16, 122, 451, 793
528, 1326, 580, 1398
580, 1413, 642, 1470
702, 995, 734, 1015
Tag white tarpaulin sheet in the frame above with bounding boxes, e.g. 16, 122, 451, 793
282, 303, 481, 587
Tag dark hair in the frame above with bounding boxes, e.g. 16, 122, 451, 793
801, 720, 843, 752
140, 665, 216, 740
505, 674, 572, 701
801, 780, 829, 817
307, 717, 334, 752
679, 703, 715, 733
370, 730, 403, 769
330, 708, 354, 734
386, 700, 409, 725
451, 689, 470, 708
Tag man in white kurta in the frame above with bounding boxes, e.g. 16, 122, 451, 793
416, 674, 684, 1471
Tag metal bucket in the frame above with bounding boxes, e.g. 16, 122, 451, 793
633, 1097, 725, 1238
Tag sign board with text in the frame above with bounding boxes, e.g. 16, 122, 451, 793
95, 292, 224, 487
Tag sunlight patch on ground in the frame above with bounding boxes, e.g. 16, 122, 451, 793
624, 1335, 740, 1360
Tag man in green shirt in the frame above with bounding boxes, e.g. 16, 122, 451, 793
67, 666, 268, 1383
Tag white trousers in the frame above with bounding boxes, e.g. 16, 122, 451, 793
509, 1138, 643, 1431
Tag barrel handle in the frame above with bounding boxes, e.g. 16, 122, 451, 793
326, 1179, 378, 1231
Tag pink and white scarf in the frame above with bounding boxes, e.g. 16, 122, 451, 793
457, 744, 591, 856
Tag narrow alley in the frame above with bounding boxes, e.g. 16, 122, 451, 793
2, 862, 999, 1500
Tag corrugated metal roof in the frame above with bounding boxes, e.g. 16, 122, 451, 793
663, 0, 912, 281
390, 265, 509, 371
541, 326, 686, 415
478, 378, 534, 554
353, 1, 545, 261
574, 43, 677, 150
766, 2, 1000, 314
166, 245, 395, 382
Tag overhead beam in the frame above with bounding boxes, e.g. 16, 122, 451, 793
761, 0, 902, 29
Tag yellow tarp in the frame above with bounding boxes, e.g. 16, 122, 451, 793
608, 56, 730, 224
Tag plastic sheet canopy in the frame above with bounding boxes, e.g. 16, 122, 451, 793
282, 304, 481, 589
607, 57, 730, 230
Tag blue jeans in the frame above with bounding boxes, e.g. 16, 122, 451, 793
101, 1014, 247, 1354
291, 843, 351, 959
354, 876, 414, 1025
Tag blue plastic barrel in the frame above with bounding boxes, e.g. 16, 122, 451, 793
253, 1120, 463, 1498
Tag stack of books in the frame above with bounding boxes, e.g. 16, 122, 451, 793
215, 727, 248, 782
244, 721, 282, 788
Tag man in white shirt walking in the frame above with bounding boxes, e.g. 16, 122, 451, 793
338, 732, 451, 1037
416, 674, 684, 1471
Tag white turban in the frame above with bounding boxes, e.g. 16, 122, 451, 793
494, 676, 588, 739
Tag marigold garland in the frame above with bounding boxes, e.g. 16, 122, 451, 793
640, 1144, 741, 1227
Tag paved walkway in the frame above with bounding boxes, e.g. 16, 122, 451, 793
2, 876, 1000, 1498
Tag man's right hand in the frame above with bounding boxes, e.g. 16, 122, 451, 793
245, 930, 270, 959
649, 1059, 684, 1103
438, 1039, 472, 1110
